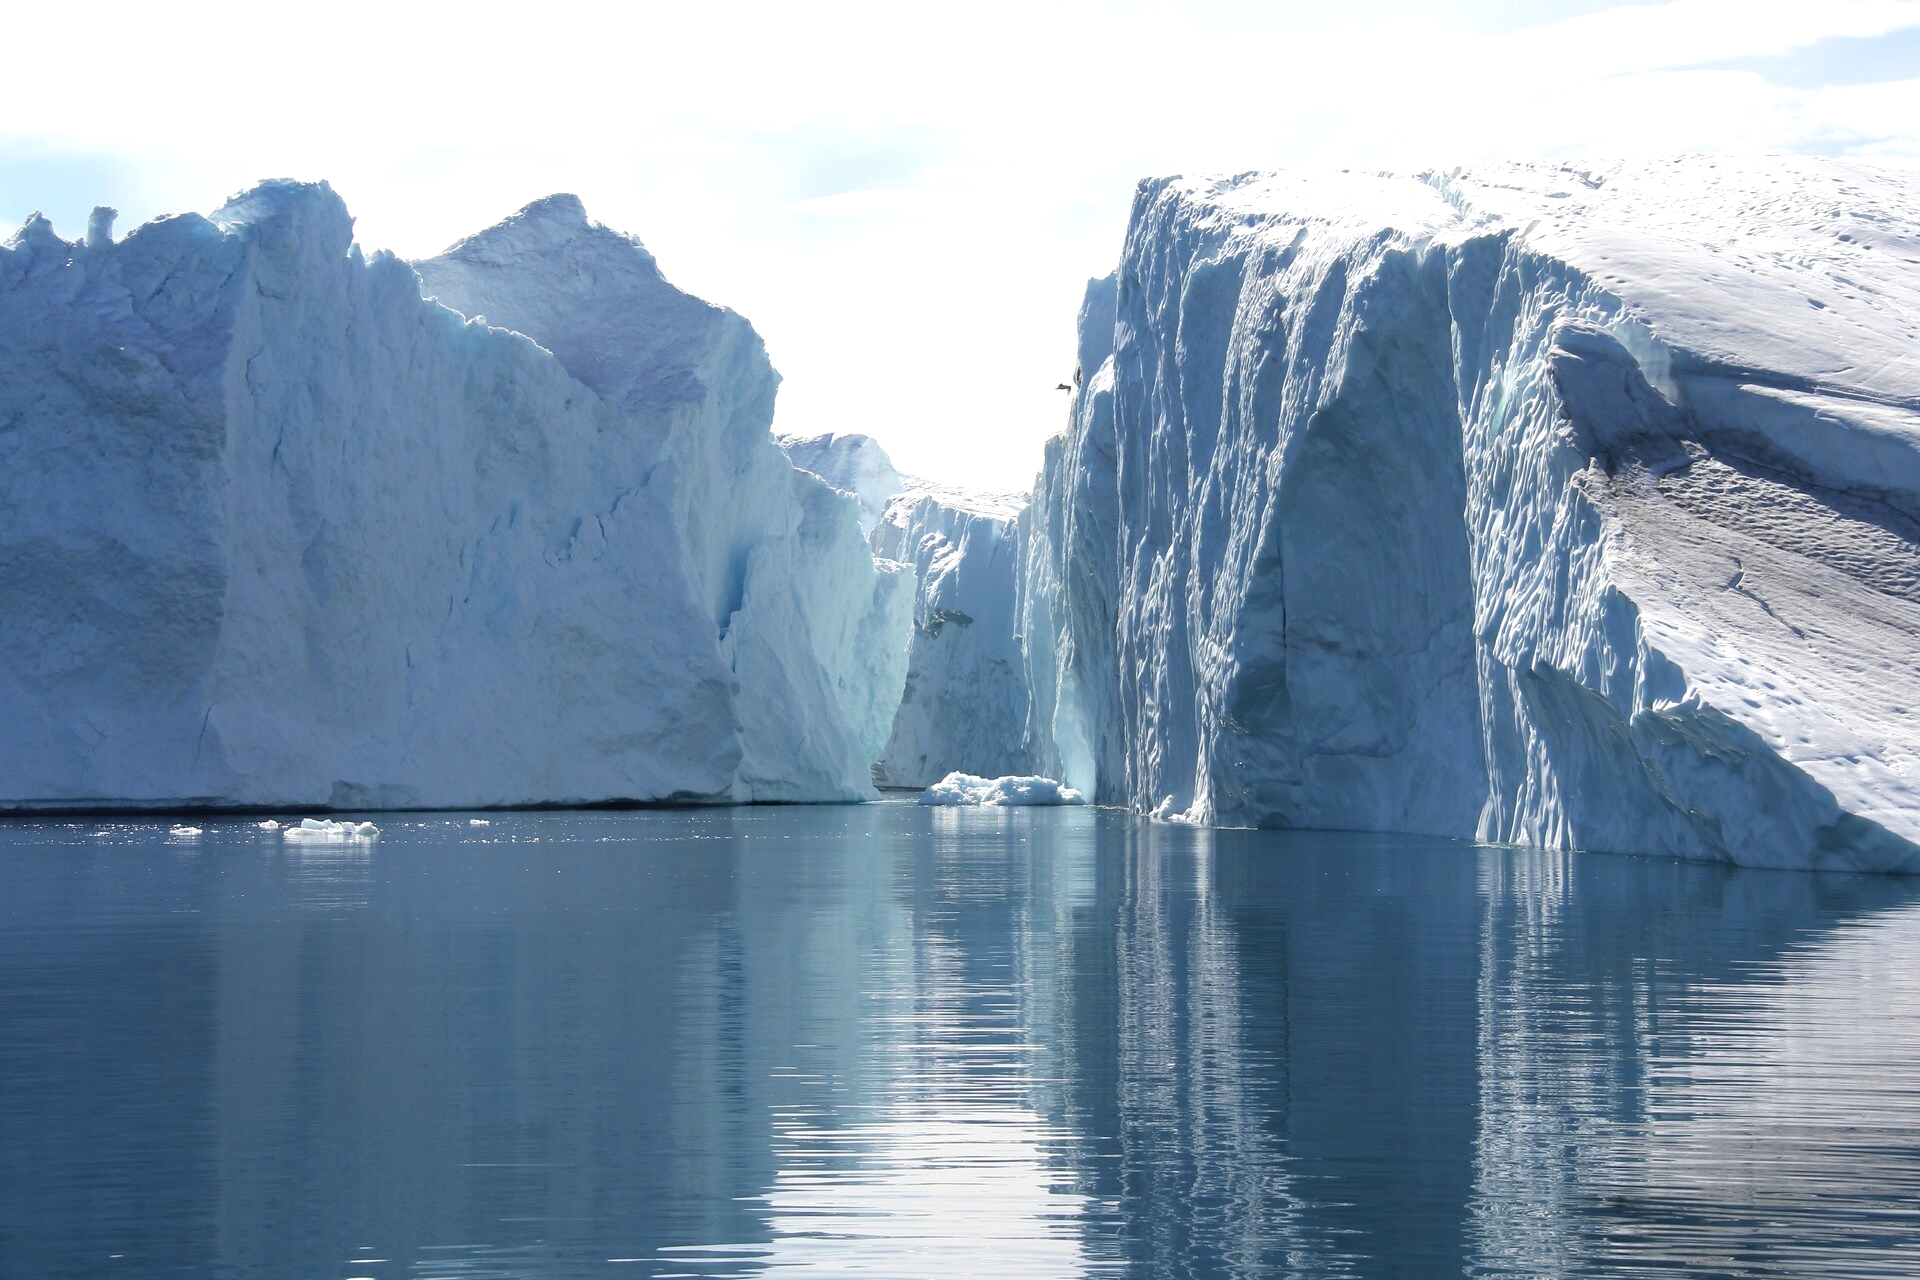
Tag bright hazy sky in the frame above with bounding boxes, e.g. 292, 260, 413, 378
4, 1, 1919, 489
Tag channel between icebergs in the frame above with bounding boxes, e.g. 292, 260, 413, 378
7, 160, 1919, 872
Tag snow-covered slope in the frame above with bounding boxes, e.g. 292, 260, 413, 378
1021, 157, 1920, 870
0, 183, 909, 810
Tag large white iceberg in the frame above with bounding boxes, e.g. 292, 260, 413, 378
0, 183, 910, 810
1007, 157, 1920, 870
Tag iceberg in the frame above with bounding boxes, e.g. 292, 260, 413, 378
778, 431, 904, 536
920, 772, 1084, 807
282, 817, 380, 841
775, 433, 1039, 789
870, 483, 1033, 788
1006, 157, 1920, 871
0, 183, 910, 811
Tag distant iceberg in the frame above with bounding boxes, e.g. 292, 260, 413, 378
920, 773, 1084, 807
777, 434, 1034, 789
778, 431, 903, 536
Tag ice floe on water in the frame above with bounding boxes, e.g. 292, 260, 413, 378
168, 825, 202, 838
280, 818, 380, 842
920, 773, 1085, 807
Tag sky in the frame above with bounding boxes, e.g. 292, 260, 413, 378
4, 0, 1920, 490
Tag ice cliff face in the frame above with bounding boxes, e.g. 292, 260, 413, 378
1018, 157, 1920, 870
774, 431, 1035, 788
870, 483, 1030, 787
0, 183, 909, 810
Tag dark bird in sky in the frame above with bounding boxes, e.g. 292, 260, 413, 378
1055, 383, 1072, 391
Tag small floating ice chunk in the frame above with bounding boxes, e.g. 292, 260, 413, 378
1149, 796, 1198, 824
920, 772, 1086, 807
469, 818, 490, 826
256, 819, 282, 831
283, 817, 380, 841
169, 824, 202, 837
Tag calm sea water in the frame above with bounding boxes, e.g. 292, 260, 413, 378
4, 804, 1920, 1279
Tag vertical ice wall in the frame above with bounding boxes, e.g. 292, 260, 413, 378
869, 486, 1031, 787
413, 197, 912, 800
1016, 161, 1920, 870
1018, 275, 1127, 800
0, 183, 910, 809
1027, 176, 1488, 835
776, 432, 1041, 789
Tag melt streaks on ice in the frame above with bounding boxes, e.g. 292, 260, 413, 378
977, 157, 1920, 871
0, 183, 910, 811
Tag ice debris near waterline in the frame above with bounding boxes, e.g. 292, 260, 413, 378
281, 817, 380, 841
920, 772, 1085, 806
0, 184, 910, 812
870, 157, 1920, 872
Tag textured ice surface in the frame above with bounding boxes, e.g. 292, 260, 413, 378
414, 200, 912, 801
1005, 157, 1920, 870
919, 772, 1084, 806
871, 484, 1033, 787
0, 184, 910, 810
282, 817, 380, 841
778, 431, 903, 536
776, 431, 1036, 789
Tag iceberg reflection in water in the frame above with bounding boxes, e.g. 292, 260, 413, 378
2, 806, 1920, 1277
1472, 854, 1920, 1276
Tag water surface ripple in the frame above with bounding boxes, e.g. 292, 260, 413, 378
3, 805, 1919, 1278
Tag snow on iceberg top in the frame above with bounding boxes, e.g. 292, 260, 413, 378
1153, 156, 1920, 407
